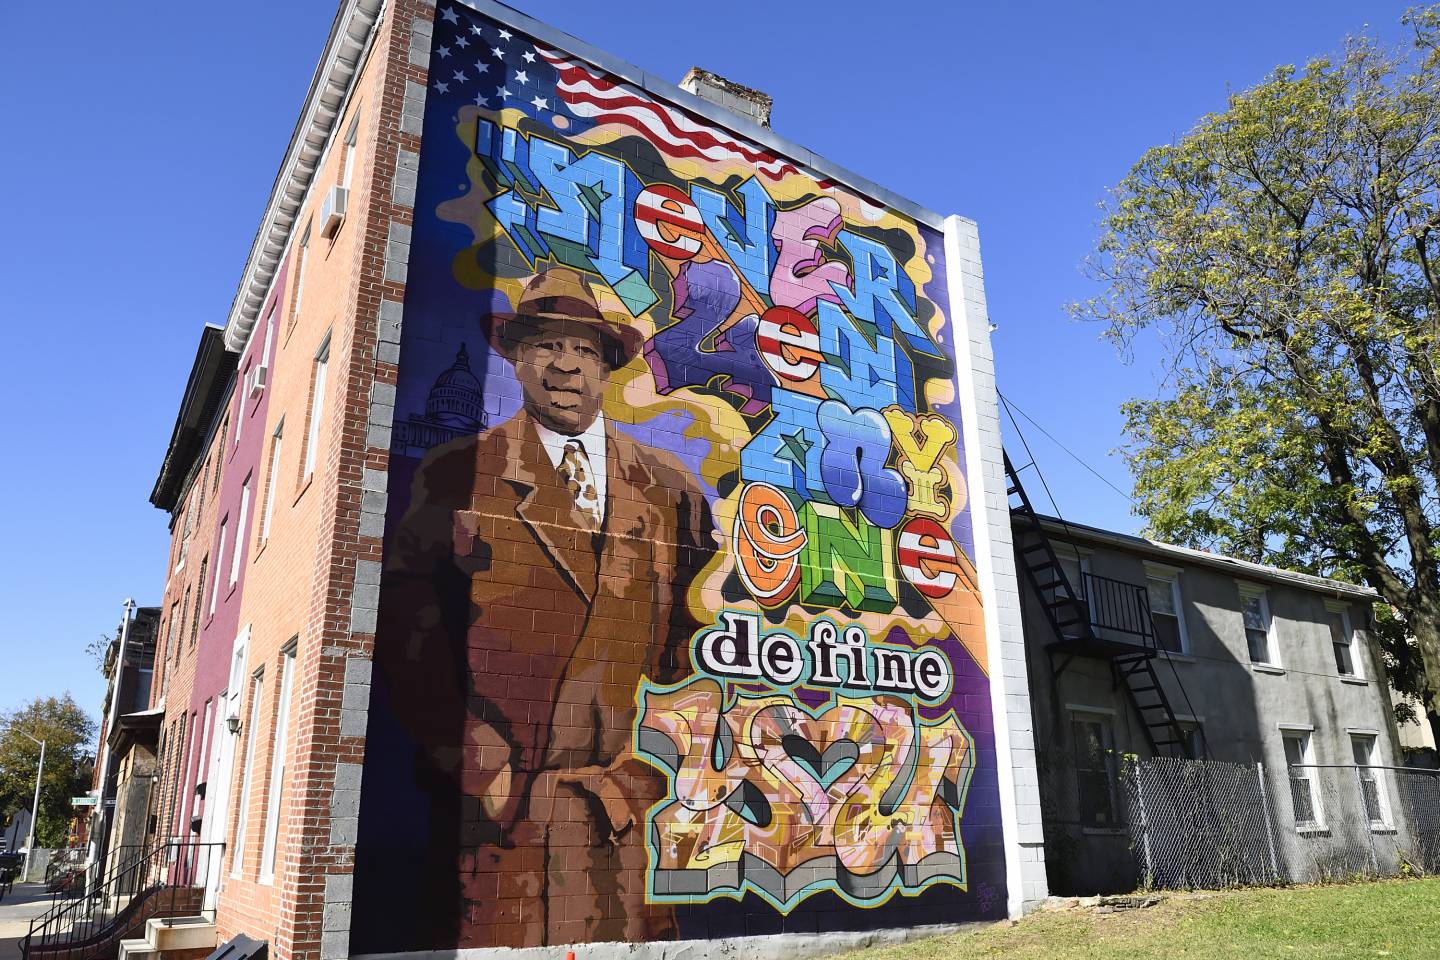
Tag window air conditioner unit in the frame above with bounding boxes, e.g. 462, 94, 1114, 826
320, 185, 348, 239
244, 362, 268, 399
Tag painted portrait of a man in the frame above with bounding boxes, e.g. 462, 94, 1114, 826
374, 266, 717, 948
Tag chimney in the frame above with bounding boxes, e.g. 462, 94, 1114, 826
679, 67, 772, 127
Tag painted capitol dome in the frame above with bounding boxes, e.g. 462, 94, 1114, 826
393, 342, 487, 455
424, 343, 484, 428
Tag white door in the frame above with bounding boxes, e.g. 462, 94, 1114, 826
202, 629, 248, 911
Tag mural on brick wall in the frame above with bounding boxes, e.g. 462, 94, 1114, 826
354, 3, 1007, 951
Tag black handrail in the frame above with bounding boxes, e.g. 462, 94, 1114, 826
21, 839, 222, 960
1080, 572, 1156, 648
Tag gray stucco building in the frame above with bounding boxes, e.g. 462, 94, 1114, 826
1015, 513, 1413, 893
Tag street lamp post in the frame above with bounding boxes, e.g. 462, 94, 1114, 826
21, 732, 46, 883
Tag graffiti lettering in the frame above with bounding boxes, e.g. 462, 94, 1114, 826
637, 678, 974, 909
732, 481, 806, 604
691, 613, 952, 702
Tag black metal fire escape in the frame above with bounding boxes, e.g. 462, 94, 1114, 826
1005, 453, 1205, 760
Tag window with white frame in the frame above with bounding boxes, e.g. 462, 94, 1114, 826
1350, 733, 1389, 826
1282, 728, 1322, 827
259, 419, 284, 546
232, 670, 264, 877
1327, 604, 1359, 678
260, 642, 298, 882
341, 114, 360, 190
1049, 548, 1090, 613
1071, 710, 1120, 828
209, 518, 228, 616
1146, 565, 1187, 654
1240, 585, 1277, 665
292, 222, 312, 325
302, 335, 331, 482
229, 473, 251, 588
233, 369, 247, 451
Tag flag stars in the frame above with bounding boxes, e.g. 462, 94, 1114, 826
499, 87, 513, 100
515, 69, 530, 85
440, 7, 459, 23
531, 95, 549, 111
453, 69, 467, 83
436, 45, 451, 59
455, 35, 469, 49
491, 46, 505, 59
521, 50, 536, 64
433, 80, 450, 94
474, 91, 489, 106
469, 24, 484, 35
497, 28, 513, 40
474, 61, 489, 74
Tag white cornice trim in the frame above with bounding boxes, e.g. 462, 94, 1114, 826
222, 0, 387, 353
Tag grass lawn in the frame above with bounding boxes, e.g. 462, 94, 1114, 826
838, 879, 1440, 960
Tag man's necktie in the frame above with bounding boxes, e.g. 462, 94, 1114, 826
558, 439, 603, 531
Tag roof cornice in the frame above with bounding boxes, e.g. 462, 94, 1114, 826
150, 325, 237, 512
1029, 514, 1378, 601
221, 0, 386, 353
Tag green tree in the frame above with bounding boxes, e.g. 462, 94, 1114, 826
0, 696, 97, 847
1077, 8, 1440, 727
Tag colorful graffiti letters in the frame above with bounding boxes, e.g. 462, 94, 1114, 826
692, 612, 952, 702
637, 678, 974, 908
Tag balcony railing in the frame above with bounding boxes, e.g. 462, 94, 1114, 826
1079, 572, 1156, 650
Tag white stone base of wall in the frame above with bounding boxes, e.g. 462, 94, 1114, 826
354, 923, 973, 960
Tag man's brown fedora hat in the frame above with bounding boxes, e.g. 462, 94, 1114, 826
489, 266, 644, 367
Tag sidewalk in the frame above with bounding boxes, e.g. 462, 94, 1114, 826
0, 884, 51, 960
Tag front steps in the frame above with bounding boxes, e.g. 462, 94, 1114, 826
118, 916, 217, 960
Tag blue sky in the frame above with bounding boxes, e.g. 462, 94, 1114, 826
0, 1, 1414, 717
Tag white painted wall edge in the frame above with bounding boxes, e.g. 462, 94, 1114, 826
943, 214, 1049, 916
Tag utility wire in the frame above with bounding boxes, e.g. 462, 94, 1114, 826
997, 390, 1137, 507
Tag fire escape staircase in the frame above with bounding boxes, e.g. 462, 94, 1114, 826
1005, 453, 1204, 760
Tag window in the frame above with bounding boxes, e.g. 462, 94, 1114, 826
1282, 729, 1322, 827
302, 335, 331, 482
1052, 550, 1089, 602
1072, 712, 1119, 828
229, 474, 252, 587
260, 643, 298, 882
173, 509, 188, 572
1240, 586, 1276, 665
213, 418, 228, 492
191, 558, 207, 645
1327, 605, 1359, 678
233, 375, 246, 452
232, 671, 264, 877
259, 420, 285, 545
167, 601, 179, 660
261, 302, 278, 375
178, 588, 191, 655
291, 222, 312, 327
1350, 733, 1389, 826
341, 114, 360, 190
1147, 568, 1186, 654
210, 519, 228, 616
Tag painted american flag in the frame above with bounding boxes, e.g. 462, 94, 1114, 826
430, 4, 800, 182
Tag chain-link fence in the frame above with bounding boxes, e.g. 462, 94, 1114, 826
1126, 758, 1440, 890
